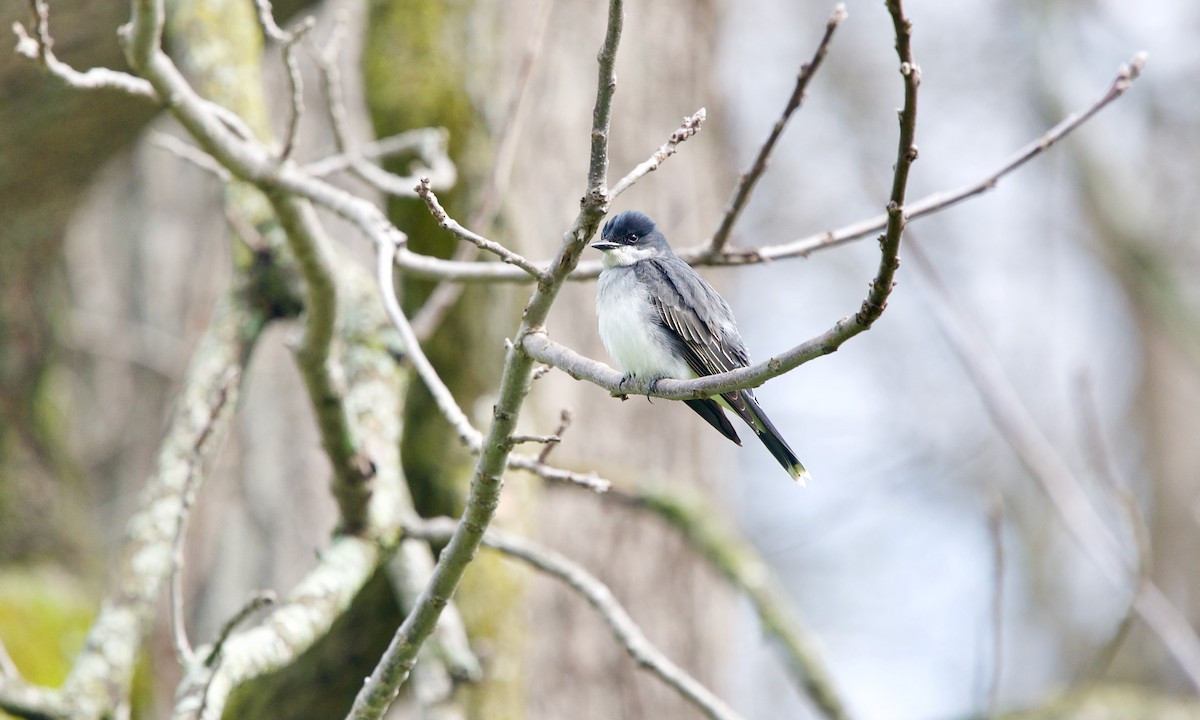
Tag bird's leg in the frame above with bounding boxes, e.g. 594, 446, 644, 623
614, 373, 635, 401
645, 377, 661, 404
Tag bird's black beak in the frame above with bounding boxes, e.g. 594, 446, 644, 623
590, 239, 618, 251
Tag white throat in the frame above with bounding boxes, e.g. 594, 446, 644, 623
600, 244, 659, 268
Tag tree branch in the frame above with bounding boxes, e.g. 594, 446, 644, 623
61, 289, 265, 719
403, 518, 746, 720
707, 3, 846, 255
609, 108, 707, 200
523, 0, 917, 406
908, 242, 1200, 692
345, 2, 626, 715
414, 178, 547, 281
602, 487, 850, 720
13, 0, 157, 98
269, 192, 375, 532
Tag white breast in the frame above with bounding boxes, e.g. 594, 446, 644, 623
596, 267, 695, 380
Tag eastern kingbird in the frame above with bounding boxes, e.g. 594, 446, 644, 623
591, 210, 810, 484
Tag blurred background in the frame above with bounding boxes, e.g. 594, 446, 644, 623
1, 0, 1197, 718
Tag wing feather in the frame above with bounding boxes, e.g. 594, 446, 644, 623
635, 257, 755, 418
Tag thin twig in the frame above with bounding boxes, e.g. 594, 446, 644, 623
279, 17, 316, 161
404, 518, 745, 720
708, 3, 846, 254
507, 454, 610, 493
12, 0, 157, 98
908, 241, 1200, 691
251, 0, 290, 43
509, 434, 561, 447
415, 178, 546, 280
595, 486, 849, 719
410, 0, 563, 340
311, 16, 454, 196
985, 493, 1004, 714
609, 108, 707, 200
203, 592, 277, 668
536, 408, 573, 464
169, 370, 237, 666
148, 133, 234, 181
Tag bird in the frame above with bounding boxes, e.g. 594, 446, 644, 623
591, 209, 810, 484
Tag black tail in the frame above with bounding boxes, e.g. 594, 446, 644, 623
739, 392, 810, 485
684, 398, 742, 445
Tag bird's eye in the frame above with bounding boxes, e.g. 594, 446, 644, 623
625, 233, 638, 244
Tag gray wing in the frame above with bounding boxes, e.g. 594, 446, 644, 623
635, 256, 753, 415
635, 256, 749, 379
637, 257, 808, 482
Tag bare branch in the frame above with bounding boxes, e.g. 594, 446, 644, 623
375, 239, 485, 450
733, 51, 1150, 262
908, 242, 1200, 691
707, 3, 846, 254
404, 518, 746, 720
409, 0, 555, 340
415, 178, 547, 280
270, 193, 375, 532
251, 0, 290, 43
609, 108, 707, 200
388, 52, 1150, 286
536, 408, 573, 464
279, 17, 316, 161
311, 19, 455, 196
304, 128, 452, 178
12, 0, 157, 98
507, 453, 610, 493
62, 290, 262, 718
347, 2, 626, 714
148, 133, 234, 181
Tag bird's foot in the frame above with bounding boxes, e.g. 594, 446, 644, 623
614, 373, 635, 401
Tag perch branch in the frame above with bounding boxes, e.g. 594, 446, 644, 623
523, 0, 917, 408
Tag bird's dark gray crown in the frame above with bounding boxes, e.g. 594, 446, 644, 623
602, 210, 659, 246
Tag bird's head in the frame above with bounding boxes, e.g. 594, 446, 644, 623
591, 210, 670, 267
